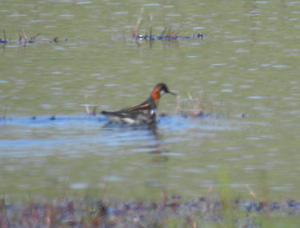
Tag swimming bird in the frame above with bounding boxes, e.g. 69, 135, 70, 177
101, 83, 176, 125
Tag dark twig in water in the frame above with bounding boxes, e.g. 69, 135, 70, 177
149, 14, 154, 48
0, 29, 8, 44
149, 14, 153, 38
52, 37, 59, 43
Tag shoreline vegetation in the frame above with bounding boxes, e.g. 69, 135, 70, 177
1, 169, 299, 227
1, 194, 300, 228
1, 174, 299, 228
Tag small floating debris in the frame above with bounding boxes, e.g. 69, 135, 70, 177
50, 37, 69, 43
241, 112, 248, 118
0, 38, 8, 44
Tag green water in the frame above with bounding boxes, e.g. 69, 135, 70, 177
1, 0, 300, 200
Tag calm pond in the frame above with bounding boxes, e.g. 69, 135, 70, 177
1, 0, 300, 200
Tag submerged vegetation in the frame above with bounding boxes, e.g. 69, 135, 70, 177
0, 29, 67, 46
132, 8, 205, 46
1, 11, 204, 49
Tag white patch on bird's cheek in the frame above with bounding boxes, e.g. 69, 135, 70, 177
160, 90, 165, 96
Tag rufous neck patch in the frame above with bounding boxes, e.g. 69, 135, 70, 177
151, 86, 161, 104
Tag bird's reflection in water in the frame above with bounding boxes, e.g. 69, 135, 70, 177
145, 123, 171, 195
101, 121, 171, 195
102, 121, 169, 162
148, 123, 169, 163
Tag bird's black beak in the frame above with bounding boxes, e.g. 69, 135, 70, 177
168, 90, 177, 96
